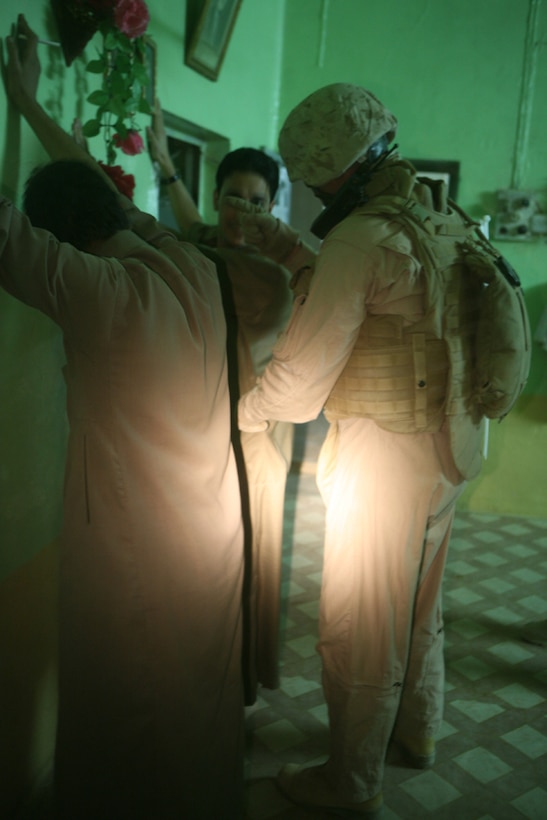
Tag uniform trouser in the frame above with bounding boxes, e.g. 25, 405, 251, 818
316, 418, 464, 801
241, 420, 294, 701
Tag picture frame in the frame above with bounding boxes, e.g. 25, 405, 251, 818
185, 0, 243, 81
408, 159, 460, 201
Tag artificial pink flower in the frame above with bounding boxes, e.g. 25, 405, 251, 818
98, 161, 136, 199
113, 130, 145, 156
113, 0, 150, 39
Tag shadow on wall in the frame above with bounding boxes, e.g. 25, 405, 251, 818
525, 283, 547, 401
0, 540, 59, 818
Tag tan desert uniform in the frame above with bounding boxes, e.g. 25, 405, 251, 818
190, 223, 294, 698
239, 159, 484, 801
0, 198, 245, 819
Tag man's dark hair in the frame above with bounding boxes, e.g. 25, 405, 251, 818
215, 148, 280, 201
23, 160, 129, 250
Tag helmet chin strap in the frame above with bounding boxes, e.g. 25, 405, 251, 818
361, 134, 390, 165
310, 142, 398, 239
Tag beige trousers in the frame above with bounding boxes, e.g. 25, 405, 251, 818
316, 417, 464, 801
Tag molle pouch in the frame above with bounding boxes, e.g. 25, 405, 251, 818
462, 242, 532, 419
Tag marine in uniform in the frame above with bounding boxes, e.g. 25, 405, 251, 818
238, 83, 488, 816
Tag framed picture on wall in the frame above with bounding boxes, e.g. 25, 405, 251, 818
409, 159, 460, 201
185, 0, 243, 81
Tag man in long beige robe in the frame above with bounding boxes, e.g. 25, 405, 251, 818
2, 18, 244, 818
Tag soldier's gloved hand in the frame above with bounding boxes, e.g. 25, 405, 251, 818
224, 196, 299, 261
224, 196, 318, 278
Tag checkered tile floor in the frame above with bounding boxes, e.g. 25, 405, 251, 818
244, 421, 547, 820
17, 420, 547, 819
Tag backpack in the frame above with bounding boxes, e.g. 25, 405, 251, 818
360, 192, 532, 421
458, 227, 532, 419
315, 157, 532, 422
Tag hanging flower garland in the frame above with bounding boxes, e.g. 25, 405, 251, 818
74, 0, 152, 164
72, 116, 137, 199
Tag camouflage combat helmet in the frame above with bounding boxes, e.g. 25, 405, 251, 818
278, 83, 398, 187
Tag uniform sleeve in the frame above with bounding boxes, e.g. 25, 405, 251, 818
0, 197, 119, 348
187, 222, 219, 247
238, 233, 382, 429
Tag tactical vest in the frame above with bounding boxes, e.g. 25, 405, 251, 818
322, 160, 532, 478
325, 206, 482, 430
